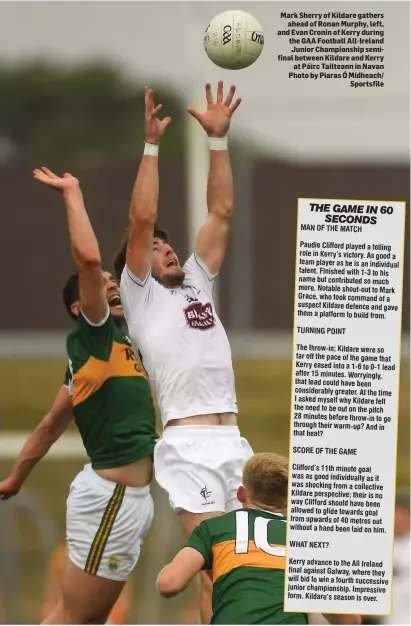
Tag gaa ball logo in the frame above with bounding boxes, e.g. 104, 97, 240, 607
204, 9, 264, 69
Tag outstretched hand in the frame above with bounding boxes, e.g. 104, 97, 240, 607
33, 167, 80, 193
187, 81, 241, 138
145, 87, 172, 144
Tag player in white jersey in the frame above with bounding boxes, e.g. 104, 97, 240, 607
116, 82, 254, 622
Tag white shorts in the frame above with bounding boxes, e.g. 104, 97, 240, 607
154, 425, 254, 514
66, 464, 153, 581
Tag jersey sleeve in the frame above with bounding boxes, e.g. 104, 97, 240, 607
63, 360, 74, 396
182, 253, 218, 298
120, 265, 158, 320
63, 365, 71, 388
185, 521, 213, 570
76, 306, 113, 362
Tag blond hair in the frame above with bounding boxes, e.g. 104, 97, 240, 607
243, 453, 289, 509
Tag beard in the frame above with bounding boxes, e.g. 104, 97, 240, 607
155, 269, 185, 288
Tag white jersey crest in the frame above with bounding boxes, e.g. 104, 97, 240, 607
120, 253, 237, 426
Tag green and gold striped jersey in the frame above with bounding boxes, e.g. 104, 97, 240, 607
65, 309, 157, 470
186, 507, 308, 625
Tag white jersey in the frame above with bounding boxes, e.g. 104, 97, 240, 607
120, 253, 237, 426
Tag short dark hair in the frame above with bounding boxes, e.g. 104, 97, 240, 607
113, 224, 169, 282
62, 273, 79, 320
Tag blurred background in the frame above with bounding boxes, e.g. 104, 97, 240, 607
0, 1, 409, 624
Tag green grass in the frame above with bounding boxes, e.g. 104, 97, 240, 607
0, 357, 409, 622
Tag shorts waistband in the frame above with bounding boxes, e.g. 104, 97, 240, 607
162, 425, 241, 439
82, 464, 150, 497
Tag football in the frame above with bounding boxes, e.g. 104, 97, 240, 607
203, 10, 264, 70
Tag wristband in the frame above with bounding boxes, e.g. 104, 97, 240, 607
144, 142, 159, 156
208, 136, 228, 151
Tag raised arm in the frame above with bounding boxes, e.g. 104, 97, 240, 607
126, 87, 171, 280
0, 385, 72, 499
33, 167, 107, 324
156, 547, 205, 598
187, 81, 241, 275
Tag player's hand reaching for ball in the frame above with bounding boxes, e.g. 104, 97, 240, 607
144, 86, 172, 145
33, 167, 81, 195
187, 81, 241, 138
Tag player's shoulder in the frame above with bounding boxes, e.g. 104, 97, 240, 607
114, 328, 136, 351
121, 264, 168, 302
65, 326, 78, 350
183, 253, 205, 275
183, 254, 217, 292
247, 508, 287, 523
118, 331, 133, 346
65, 328, 81, 374
202, 510, 237, 539
77, 309, 113, 332
66, 312, 115, 354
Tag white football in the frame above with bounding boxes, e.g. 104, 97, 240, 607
203, 10, 264, 70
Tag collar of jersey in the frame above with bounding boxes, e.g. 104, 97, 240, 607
245, 506, 285, 517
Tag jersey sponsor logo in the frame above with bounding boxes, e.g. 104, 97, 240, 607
123, 346, 143, 374
184, 302, 215, 330
137, 348, 149, 377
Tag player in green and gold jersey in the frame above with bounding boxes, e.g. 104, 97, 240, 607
0, 167, 157, 625
157, 453, 361, 626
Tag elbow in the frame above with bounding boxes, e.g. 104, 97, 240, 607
75, 255, 101, 269
212, 203, 233, 221
156, 569, 183, 599
222, 204, 234, 220
129, 210, 156, 230
41, 414, 63, 441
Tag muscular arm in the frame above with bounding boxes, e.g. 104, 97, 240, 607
157, 548, 205, 598
126, 87, 171, 281
126, 153, 158, 281
1, 386, 72, 493
63, 184, 107, 324
188, 82, 241, 275
33, 167, 107, 325
195, 147, 233, 275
